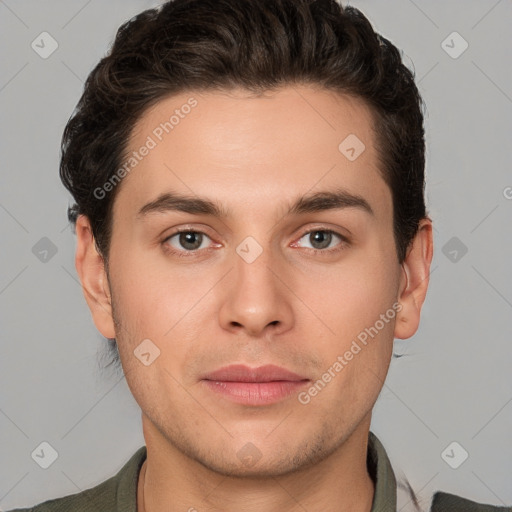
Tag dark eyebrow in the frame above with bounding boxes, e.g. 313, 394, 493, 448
137, 193, 228, 218
288, 188, 374, 217
137, 188, 374, 219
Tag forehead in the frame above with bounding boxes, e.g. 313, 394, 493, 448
114, 86, 391, 222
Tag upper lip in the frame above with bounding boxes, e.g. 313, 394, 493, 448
202, 364, 309, 383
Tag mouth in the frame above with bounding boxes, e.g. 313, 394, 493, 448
201, 364, 310, 405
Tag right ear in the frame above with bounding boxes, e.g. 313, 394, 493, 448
75, 215, 116, 339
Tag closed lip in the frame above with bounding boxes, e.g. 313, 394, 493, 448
201, 364, 309, 383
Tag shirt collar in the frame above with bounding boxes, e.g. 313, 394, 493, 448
367, 430, 397, 511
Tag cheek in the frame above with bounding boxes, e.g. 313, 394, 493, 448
110, 249, 217, 349
298, 248, 398, 344
302, 259, 397, 416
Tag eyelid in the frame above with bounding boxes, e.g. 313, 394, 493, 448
297, 226, 349, 240
162, 225, 215, 243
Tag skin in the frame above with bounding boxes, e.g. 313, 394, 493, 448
75, 85, 433, 512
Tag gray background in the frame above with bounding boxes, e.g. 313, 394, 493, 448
1, 0, 511, 510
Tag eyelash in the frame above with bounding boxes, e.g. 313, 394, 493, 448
162, 227, 350, 259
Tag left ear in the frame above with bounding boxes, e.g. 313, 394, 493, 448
394, 217, 434, 340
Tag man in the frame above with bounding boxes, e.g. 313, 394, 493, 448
8, 0, 511, 511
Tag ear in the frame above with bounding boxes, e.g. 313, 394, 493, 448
394, 217, 434, 340
75, 215, 116, 339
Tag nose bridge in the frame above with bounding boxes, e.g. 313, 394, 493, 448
235, 236, 276, 291
218, 234, 294, 335
233, 234, 281, 305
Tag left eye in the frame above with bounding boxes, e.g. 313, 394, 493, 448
296, 230, 344, 250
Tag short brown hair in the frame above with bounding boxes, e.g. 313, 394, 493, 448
60, 0, 427, 266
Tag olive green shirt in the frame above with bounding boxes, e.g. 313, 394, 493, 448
8, 432, 511, 511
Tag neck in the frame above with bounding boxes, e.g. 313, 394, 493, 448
137, 414, 375, 512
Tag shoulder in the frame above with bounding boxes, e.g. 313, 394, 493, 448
6, 446, 146, 512
431, 491, 512, 512
6, 476, 117, 512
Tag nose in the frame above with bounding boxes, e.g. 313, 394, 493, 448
218, 242, 294, 338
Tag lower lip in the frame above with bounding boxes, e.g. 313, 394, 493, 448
202, 380, 309, 405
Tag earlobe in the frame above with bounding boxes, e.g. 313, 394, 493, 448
394, 218, 434, 340
75, 215, 116, 339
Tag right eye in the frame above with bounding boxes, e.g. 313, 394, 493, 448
164, 230, 213, 252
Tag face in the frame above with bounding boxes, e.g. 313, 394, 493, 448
84, 86, 417, 477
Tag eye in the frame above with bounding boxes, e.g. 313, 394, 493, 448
164, 230, 213, 253
295, 229, 347, 252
